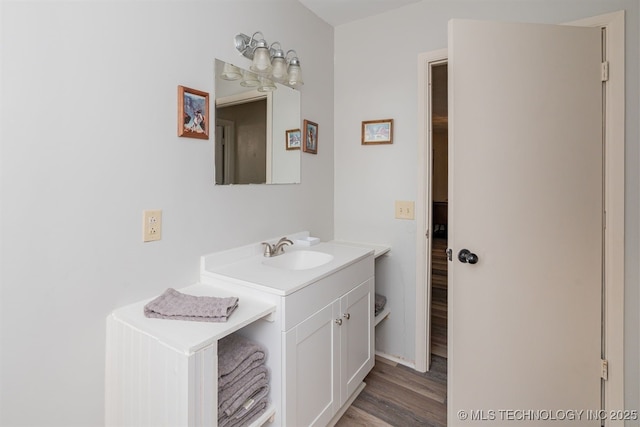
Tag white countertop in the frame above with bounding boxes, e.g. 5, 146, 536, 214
110, 283, 276, 355
201, 242, 374, 296
329, 240, 390, 258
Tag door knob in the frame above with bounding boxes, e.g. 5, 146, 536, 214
458, 249, 479, 264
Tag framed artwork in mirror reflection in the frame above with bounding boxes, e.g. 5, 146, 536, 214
303, 120, 318, 154
286, 129, 301, 150
178, 85, 209, 139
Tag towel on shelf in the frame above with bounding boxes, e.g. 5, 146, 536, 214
218, 396, 268, 427
375, 293, 387, 316
218, 334, 267, 388
219, 366, 269, 417
143, 288, 239, 323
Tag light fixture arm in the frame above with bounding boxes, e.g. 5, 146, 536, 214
269, 42, 284, 59
234, 31, 266, 59
285, 49, 300, 64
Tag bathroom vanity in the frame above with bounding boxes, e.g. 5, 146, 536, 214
105, 232, 375, 427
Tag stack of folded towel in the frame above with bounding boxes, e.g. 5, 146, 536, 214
218, 334, 270, 427
375, 293, 387, 316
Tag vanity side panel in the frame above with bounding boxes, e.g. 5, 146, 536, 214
105, 315, 190, 427
189, 343, 217, 427
283, 255, 374, 331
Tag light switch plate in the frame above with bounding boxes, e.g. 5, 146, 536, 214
143, 209, 162, 242
395, 201, 415, 220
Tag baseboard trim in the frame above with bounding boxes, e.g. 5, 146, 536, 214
374, 351, 416, 370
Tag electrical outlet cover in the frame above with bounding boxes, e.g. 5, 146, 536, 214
143, 209, 162, 242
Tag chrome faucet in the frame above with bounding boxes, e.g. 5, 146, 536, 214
261, 237, 293, 257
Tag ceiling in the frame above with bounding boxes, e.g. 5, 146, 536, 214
297, 0, 422, 27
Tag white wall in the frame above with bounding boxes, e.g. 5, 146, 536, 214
334, 0, 639, 414
0, 1, 333, 426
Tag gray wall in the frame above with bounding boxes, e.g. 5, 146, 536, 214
0, 1, 334, 425
333, 0, 639, 419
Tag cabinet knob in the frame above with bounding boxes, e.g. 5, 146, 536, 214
335, 318, 343, 326
343, 313, 351, 320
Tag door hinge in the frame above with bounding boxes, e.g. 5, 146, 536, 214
601, 61, 609, 82
601, 359, 608, 380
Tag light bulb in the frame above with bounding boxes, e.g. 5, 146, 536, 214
287, 63, 303, 87
250, 46, 272, 73
271, 57, 288, 82
258, 77, 276, 92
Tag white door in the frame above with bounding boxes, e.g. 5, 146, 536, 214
449, 19, 602, 425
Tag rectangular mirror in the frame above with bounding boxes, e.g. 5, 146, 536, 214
214, 59, 301, 185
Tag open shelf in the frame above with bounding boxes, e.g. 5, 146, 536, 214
374, 307, 391, 326
248, 404, 276, 427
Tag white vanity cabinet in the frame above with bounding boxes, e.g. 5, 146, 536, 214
284, 277, 374, 427
200, 237, 375, 427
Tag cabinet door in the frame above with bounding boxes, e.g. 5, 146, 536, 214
284, 300, 340, 427
340, 277, 374, 405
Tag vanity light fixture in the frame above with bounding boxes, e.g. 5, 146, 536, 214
234, 31, 304, 88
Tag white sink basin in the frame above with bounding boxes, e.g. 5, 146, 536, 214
263, 250, 334, 271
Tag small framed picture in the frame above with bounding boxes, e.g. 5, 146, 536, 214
286, 129, 301, 150
178, 85, 209, 139
303, 120, 318, 154
362, 118, 393, 145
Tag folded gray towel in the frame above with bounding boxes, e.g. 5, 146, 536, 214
218, 396, 269, 427
143, 288, 239, 323
219, 366, 269, 417
218, 334, 267, 388
375, 293, 387, 316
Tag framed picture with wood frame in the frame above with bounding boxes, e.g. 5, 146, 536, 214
362, 118, 393, 145
286, 129, 301, 150
178, 85, 209, 139
303, 120, 318, 154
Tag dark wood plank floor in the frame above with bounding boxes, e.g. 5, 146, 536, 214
431, 237, 448, 359
336, 355, 447, 427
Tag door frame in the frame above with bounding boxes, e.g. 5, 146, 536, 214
415, 48, 448, 372
215, 118, 235, 184
414, 10, 625, 419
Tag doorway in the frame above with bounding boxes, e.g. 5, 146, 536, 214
429, 62, 448, 359
215, 98, 268, 185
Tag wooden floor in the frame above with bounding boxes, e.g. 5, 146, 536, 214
431, 237, 448, 359
335, 355, 447, 427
